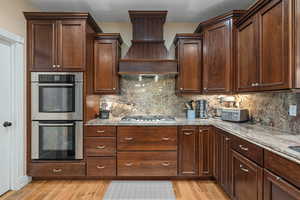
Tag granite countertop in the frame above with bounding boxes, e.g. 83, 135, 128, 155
86, 118, 300, 164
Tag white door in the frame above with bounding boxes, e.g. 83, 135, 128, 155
0, 38, 12, 195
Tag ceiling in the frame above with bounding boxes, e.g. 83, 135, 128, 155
29, 0, 256, 22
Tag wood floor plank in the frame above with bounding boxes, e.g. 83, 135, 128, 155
0, 180, 229, 200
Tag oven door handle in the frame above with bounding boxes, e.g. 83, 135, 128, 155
37, 83, 75, 87
38, 123, 75, 127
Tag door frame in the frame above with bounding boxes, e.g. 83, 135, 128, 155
0, 28, 31, 191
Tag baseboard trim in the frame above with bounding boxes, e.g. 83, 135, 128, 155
11, 176, 32, 190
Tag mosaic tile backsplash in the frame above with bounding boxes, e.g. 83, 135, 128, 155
86, 76, 300, 133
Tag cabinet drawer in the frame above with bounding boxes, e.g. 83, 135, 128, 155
117, 152, 177, 176
85, 137, 116, 156
87, 157, 116, 177
85, 126, 116, 137
231, 136, 263, 165
29, 162, 85, 177
117, 126, 177, 151
265, 150, 300, 188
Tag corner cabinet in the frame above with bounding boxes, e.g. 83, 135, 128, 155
93, 34, 122, 94
195, 11, 245, 94
236, 0, 300, 92
24, 12, 101, 72
173, 34, 202, 94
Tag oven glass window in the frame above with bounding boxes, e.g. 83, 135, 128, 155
39, 124, 75, 160
39, 86, 75, 113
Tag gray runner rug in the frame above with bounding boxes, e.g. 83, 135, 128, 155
103, 181, 176, 200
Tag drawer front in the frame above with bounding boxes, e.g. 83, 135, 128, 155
85, 137, 116, 156
265, 150, 300, 188
87, 157, 116, 177
231, 136, 263, 165
117, 126, 177, 151
117, 152, 177, 176
85, 126, 116, 137
29, 163, 85, 177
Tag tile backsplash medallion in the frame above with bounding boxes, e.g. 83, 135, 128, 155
87, 76, 300, 133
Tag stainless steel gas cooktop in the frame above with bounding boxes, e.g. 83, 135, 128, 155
121, 115, 176, 122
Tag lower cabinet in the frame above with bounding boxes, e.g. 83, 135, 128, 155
178, 126, 199, 176
117, 151, 177, 176
231, 150, 263, 200
87, 157, 116, 177
199, 127, 213, 177
264, 169, 300, 200
214, 128, 232, 196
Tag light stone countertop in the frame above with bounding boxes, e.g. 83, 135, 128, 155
86, 118, 300, 165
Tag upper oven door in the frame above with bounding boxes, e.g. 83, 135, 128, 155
31, 72, 83, 120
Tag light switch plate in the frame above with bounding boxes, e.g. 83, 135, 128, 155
289, 105, 297, 116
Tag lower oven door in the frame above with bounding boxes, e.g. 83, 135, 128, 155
31, 121, 83, 160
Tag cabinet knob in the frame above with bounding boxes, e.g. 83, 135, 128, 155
113, 88, 116, 90
225, 137, 230, 141
251, 83, 256, 87
57, 65, 60, 68
180, 88, 183, 90
203, 88, 207, 91
52, 65, 56, 68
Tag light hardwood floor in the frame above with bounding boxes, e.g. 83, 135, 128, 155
0, 180, 230, 200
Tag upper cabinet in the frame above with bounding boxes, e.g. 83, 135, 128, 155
236, 0, 300, 92
195, 11, 245, 94
24, 12, 102, 72
93, 34, 122, 94
173, 34, 202, 94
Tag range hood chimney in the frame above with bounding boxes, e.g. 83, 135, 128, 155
119, 11, 178, 74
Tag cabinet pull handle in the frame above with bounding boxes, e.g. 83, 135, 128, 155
96, 165, 105, 169
239, 165, 249, 173
184, 132, 193, 136
96, 130, 105, 133
276, 176, 281, 181
125, 162, 133, 167
52, 168, 62, 173
239, 145, 248, 151
124, 137, 134, 141
161, 162, 170, 167
96, 145, 106, 149
225, 137, 230, 141
162, 137, 170, 141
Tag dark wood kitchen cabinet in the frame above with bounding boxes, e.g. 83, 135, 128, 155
198, 126, 213, 177
24, 12, 101, 72
178, 126, 199, 176
236, 0, 300, 92
264, 169, 300, 200
173, 34, 202, 94
213, 128, 232, 196
231, 150, 263, 200
94, 33, 122, 94
195, 11, 245, 94
236, 16, 259, 92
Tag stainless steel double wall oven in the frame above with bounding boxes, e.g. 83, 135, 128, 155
31, 72, 83, 160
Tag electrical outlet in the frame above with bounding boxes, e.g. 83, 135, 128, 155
289, 105, 297, 116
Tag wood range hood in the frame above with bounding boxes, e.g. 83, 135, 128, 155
119, 11, 178, 75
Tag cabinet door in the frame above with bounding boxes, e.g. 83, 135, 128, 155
27, 20, 57, 71
221, 133, 232, 195
258, 0, 290, 90
237, 16, 259, 92
203, 20, 232, 94
94, 40, 119, 94
213, 128, 222, 183
264, 169, 300, 200
179, 126, 198, 176
57, 20, 86, 71
177, 39, 202, 94
199, 127, 213, 177
232, 151, 263, 200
